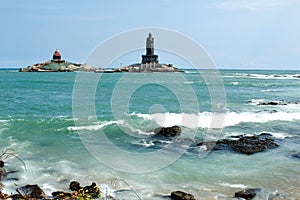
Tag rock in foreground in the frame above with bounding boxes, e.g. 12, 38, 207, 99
235, 188, 261, 200
171, 190, 196, 200
16, 184, 45, 199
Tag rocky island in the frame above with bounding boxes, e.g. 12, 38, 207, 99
120, 33, 182, 72
19, 33, 182, 73
19, 49, 95, 72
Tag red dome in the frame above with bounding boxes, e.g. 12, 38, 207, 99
53, 50, 61, 57
53, 49, 62, 60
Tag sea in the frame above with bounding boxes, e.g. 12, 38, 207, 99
0, 69, 300, 199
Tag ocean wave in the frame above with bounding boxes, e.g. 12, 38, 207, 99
229, 81, 239, 86
218, 182, 247, 189
131, 110, 300, 129
232, 73, 300, 79
260, 89, 281, 92
67, 120, 123, 131
247, 99, 300, 107
65, 109, 300, 132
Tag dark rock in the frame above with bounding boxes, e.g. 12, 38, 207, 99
9, 194, 24, 200
170, 190, 196, 200
258, 101, 287, 106
291, 151, 300, 159
69, 181, 82, 191
0, 160, 4, 168
154, 126, 181, 137
52, 191, 72, 199
83, 182, 101, 198
235, 188, 260, 200
198, 133, 279, 155
17, 184, 45, 199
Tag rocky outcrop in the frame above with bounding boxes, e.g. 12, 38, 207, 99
52, 191, 72, 199
19, 61, 95, 72
171, 191, 196, 200
16, 184, 45, 199
198, 133, 279, 155
64, 181, 101, 199
154, 126, 181, 137
235, 188, 260, 200
257, 101, 287, 106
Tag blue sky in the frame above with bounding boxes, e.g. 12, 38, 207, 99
1, 0, 300, 69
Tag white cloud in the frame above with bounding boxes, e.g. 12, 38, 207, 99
215, 0, 299, 11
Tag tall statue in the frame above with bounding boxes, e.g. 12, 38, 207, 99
142, 33, 158, 64
146, 33, 154, 55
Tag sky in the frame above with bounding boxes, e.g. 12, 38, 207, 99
1, 0, 300, 70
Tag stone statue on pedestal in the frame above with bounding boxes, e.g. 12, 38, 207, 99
142, 33, 158, 64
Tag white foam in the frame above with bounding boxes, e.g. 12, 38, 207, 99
233, 73, 300, 79
218, 182, 247, 189
67, 120, 122, 131
131, 110, 300, 129
230, 81, 239, 85
184, 81, 194, 84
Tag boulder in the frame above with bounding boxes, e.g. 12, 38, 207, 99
235, 188, 260, 200
82, 182, 101, 198
17, 184, 45, 199
171, 191, 196, 200
69, 181, 82, 191
198, 133, 279, 155
68, 181, 101, 199
154, 126, 181, 137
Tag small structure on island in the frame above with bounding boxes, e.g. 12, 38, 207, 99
122, 33, 181, 72
19, 49, 94, 72
51, 49, 65, 63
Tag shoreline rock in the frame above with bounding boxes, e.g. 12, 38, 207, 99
154, 126, 181, 137
170, 190, 196, 200
234, 188, 260, 200
198, 133, 279, 155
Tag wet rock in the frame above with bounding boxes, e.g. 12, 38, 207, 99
0, 160, 4, 168
235, 188, 260, 200
17, 184, 45, 199
68, 181, 101, 199
9, 194, 24, 200
154, 126, 181, 137
0, 191, 8, 199
257, 101, 287, 106
69, 180, 81, 191
170, 190, 196, 200
52, 191, 72, 199
198, 133, 279, 155
290, 151, 300, 159
82, 182, 101, 198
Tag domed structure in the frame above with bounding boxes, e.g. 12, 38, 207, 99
51, 49, 65, 63
53, 49, 61, 60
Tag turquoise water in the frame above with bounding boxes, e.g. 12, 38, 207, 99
0, 69, 300, 199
